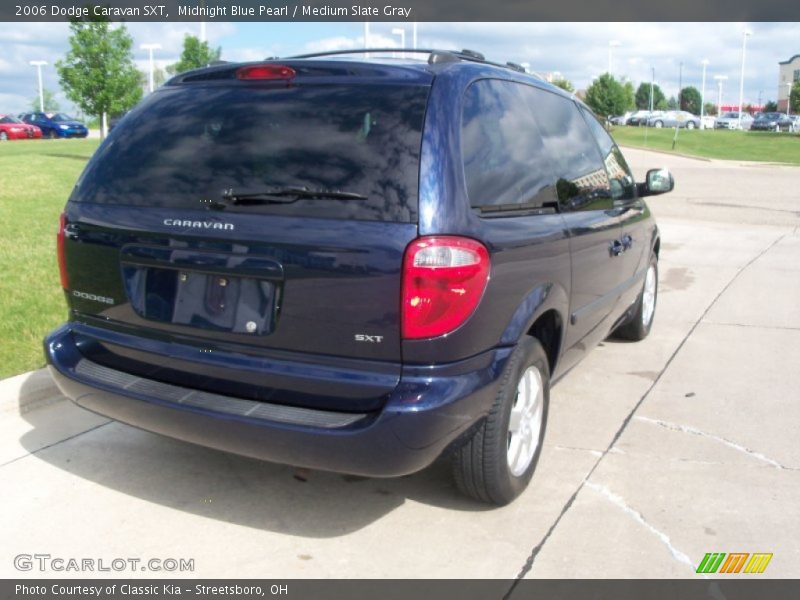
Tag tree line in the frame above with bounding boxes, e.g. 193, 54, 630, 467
561, 72, 798, 118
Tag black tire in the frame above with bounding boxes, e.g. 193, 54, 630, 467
48, 130, 57, 140
614, 253, 658, 341
686, 121, 696, 130
453, 335, 550, 505
0, 132, 8, 141
654, 121, 663, 128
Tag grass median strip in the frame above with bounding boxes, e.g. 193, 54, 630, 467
611, 127, 800, 165
0, 139, 100, 378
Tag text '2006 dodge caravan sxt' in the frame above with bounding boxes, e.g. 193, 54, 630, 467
46, 49, 674, 505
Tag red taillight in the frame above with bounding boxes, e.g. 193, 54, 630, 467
57, 212, 68, 289
401, 236, 490, 339
236, 64, 296, 81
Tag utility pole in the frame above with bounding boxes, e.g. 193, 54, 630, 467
678, 61, 683, 110
700, 59, 709, 125
714, 75, 728, 119
738, 29, 752, 128
608, 40, 621, 76
29, 60, 47, 112
650, 67, 655, 112
140, 44, 161, 94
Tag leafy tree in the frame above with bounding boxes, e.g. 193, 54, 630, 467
167, 35, 222, 75
622, 80, 635, 111
763, 100, 778, 112
584, 74, 628, 117
634, 82, 665, 110
666, 96, 678, 110
56, 17, 142, 138
29, 88, 60, 112
703, 102, 717, 116
139, 66, 167, 91
551, 77, 574, 93
790, 81, 800, 113
680, 86, 702, 114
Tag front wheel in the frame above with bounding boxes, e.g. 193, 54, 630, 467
654, 121, 663, 128
48, 130, 57, 140
0, 132, 8, 141
614, 253, 658, 341
686, 121, 696, 130
453, 336, 550, 505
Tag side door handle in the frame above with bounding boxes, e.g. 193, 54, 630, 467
609, 240, 625, 256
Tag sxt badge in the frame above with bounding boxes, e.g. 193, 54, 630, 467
355, 334, 384, 343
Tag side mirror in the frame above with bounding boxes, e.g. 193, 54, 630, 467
639, 168, 674, 197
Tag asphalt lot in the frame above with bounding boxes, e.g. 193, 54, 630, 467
1, 147, 798, 579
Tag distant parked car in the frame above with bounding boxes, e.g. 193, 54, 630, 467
714, 112, 754, 130
0, 114, 42, 140
750, 112, 794, 132
628, 110, 658, 126
19, 112, 88, 139
786, 115, 799, 133
647, 111, 700, 129
609, 111, 633, 126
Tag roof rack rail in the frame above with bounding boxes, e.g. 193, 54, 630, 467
282, 48, 543, 78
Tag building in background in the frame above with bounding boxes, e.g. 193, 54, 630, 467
778, 54, 800, 112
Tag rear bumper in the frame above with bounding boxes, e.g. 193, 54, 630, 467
45, 324, 512, 477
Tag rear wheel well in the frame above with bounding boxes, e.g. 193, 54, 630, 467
653, 237, 660, 258
526, 310, 562, 375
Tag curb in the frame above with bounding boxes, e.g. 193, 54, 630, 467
618, 144, 712, 163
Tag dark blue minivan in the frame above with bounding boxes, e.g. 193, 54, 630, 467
45, 50, 673, 504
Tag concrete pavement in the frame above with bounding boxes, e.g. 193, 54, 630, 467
1, 149, 798, 578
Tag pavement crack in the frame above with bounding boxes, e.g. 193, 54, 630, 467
0, 420, 112, 469
551, 445, 603, 457
701, 321, 800, 332
635, 416, 797, 471
585, 481, 696, 571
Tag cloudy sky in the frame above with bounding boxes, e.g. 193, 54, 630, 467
1, 21, 798, 115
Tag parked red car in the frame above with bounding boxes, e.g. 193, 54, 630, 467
0, 114, 42, 140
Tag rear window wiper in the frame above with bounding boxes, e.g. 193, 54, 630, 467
220, 186, 367, 206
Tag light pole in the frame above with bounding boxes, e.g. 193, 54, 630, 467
650, 67, 655, 112
29, 60, 47, 112
700, 59, 709, 125
737, 29, 752, 128
678, 61, 683, 109
608, 40, 621, 75
714, 75, 728, 120
786, 82, 793, 116
140, 43, 162, 93
391, 27, 405, 59
199, 0, 207, 42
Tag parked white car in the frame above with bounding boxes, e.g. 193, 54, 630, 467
714, 112, 754, 130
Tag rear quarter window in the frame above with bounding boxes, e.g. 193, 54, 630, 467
460, 79, 556, 212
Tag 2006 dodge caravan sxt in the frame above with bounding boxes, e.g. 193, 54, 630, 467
45, 49, 674, 504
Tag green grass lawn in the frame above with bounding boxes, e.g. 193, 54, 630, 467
611, 126, 800, 165
0, 139, 100, 378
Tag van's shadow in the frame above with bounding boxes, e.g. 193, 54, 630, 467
19, 374, 491, 538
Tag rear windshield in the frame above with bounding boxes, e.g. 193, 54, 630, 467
74, 83, 429, 222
